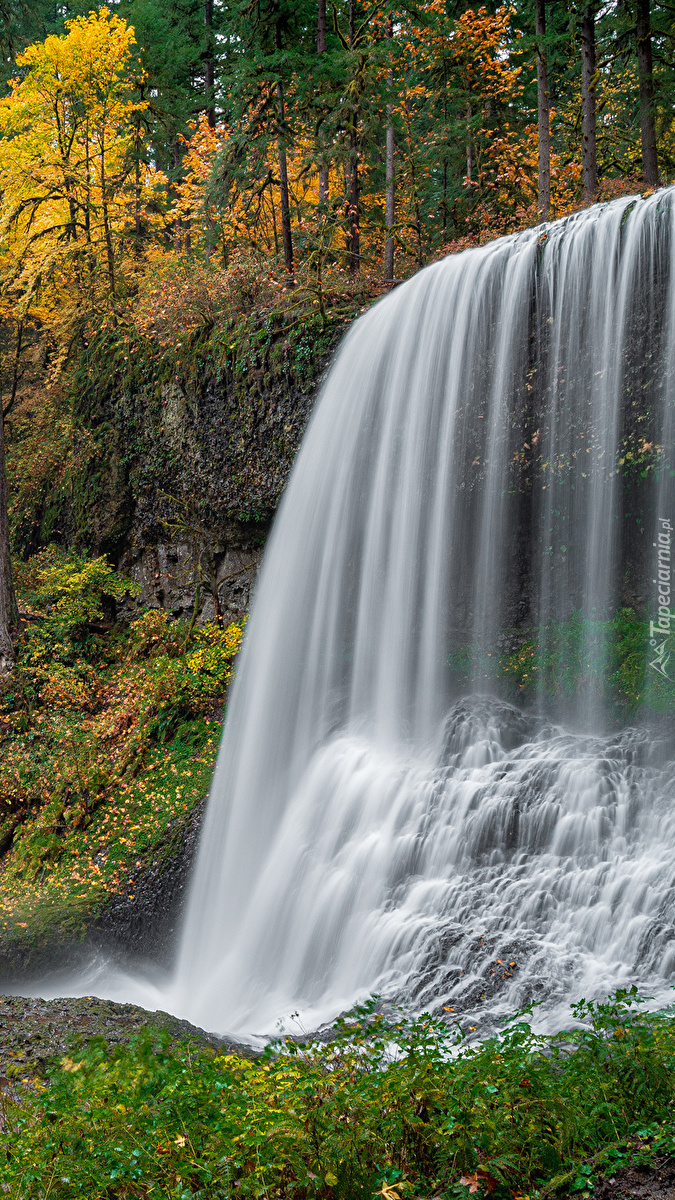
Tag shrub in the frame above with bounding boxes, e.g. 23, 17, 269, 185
0, 550, 243, 887
3, 990, 675, 1198
17, 547, 141, 652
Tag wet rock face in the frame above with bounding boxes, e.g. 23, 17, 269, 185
118, 528, 265, 624
70, 319, 344, 617
91, 799, 206, 967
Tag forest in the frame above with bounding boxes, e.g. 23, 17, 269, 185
0, 2, 675, 1197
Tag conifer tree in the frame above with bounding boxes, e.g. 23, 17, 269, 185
581, 3, 598, 201
535, 0, 551, 219
636, 0, 659, 185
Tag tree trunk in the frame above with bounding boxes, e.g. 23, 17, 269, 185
581, 6, 597, 203
134, 123, 142, 247
204, 0, 216, 129
384, 16, 395, 283
466, 101, 472, 182
134, 84, 145, 250
348, 120, 360, 273
0, 404, 17, 674
347, 1, 359, 274
84, 119, 92, 249
636, 0, 659, 186
202, 553, 224, 628
276, 80, 294, 278
100, 140, 116, 300
317, 0, 329, 203
536, 0, 551, 219
173, 140, 183, 253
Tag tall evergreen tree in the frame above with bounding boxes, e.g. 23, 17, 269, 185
581, 3, 598, 201
636, 0, 659, 184
535, 0, 551, 219
317, 0, 329, 203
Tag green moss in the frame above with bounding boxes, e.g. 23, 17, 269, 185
0, 552, 243, 954
6, 262, 363, 560
499, 608, 675, 715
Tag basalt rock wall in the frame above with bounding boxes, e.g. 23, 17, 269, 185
18, 311, 350, 621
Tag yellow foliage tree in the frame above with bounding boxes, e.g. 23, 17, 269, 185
0, 7, 166, 331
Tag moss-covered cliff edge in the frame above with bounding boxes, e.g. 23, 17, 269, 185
8, 262, 373, 618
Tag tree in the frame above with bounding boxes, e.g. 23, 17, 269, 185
5, 0, 673, 303
1, 0, 216, 183
275, 19, 294, 277
0, 398, 17, 673
317, 0, 329, 203
0, 9, 166, 320
0, 309, 25, 672
340, 0, 362, 273
397, 4, 529, 244
636, 0, 659, 185
535, 0, 551, 219
204, 0, 217, 128
581, 3, 598, 202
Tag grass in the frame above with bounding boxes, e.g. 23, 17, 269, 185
3, 989, 675, 1198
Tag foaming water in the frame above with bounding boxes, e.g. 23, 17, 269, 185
18, 192, 675, 1038
169, 700, 675, 1034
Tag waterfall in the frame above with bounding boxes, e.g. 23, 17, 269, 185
166, 190, 675, 1037
33, 191, 672, 1037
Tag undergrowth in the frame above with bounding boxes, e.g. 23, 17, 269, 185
499, 608, 675, 715
0, 549, 241, 944
3, 989, 675, 1198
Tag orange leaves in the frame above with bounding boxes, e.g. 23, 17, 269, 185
459, 1168, 496, 1194
401, 3, 521, 100
448, 6, 522, 99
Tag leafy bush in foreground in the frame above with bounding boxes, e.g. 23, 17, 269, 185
3, 989, 675, 1199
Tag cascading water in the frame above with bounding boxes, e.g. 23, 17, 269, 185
25, 191, 675, 1037
162, 189, 675, 1037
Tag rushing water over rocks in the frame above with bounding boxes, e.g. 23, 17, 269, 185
170, 698, 675, 1035
25, 191, 675, 1037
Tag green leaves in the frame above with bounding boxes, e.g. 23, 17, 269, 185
18, 547, 141, 654
5, 991, 675, 1198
